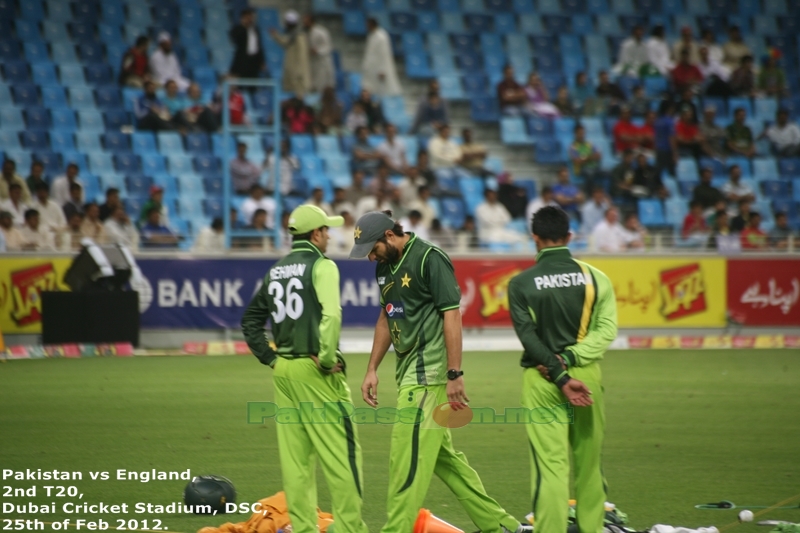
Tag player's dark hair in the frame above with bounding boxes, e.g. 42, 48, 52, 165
24, 209, 39, 220
106, 187, 120, 196
378, 210, 405, 239
211, 217, 223, 230
531, 206, 570, 242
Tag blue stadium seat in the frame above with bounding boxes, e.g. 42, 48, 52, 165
157, 132, 184, 154
85, 64, 113, 85
103, 131, 130, 153
465, 14, 493, 33
25, 107, 51, 129
495, 13, 517, 34
677, 158, 699, 181
401, 32, 425, 55
69, 86, 97, 110
78, 42, 104, 64
103, 109, 129, 129
95, 85, 121, 109
463, 74, 487, 97
22, 0, 45, 21
290, 135, 315, 156
727, 156, 752, 177
315, 135, 342, 156
87, 152, 113, 175
51, 109, 77, 132
141, 154, 167, 175
438, 75, 465, 99
60, 64, 86, 86
416, 11, 439, 32
753, 158, 780, 181
3, 60, 30, 83
35, 151, 62, 175
528, 116, 554, 138
0, 131, 21, 151
324, 156, 351, 177
535, 138, 563, 163
543, 15, 570, 33
793, 179, 800, 202
0, 39, 21, 62
471, 97, 499, 122
13, 84, 40, 107
391, 12, 417, 31
41, 85, 67, 108
21, 130, 50, 151
131, 133, 157, 155
77, 109, 103, 132
595, 14, 622, 35
772, 198, 797, 218
24, 41, 50, 64
638, 199, 666, 226
61, 152, 88, 174
761, 179, 790, 199
115, 154, 141, 174
125, 175, 153, 196
185, 133, 210, 155
343, 11, 366, 35
406, 52, 434, 78
501, 117, 531, 144
0, 108, 25, 130
76, 132, 101, 152
194, 154, 221, 174
440, 197, 466, 229
168, 155, 194, 175
779, 158, 800, 177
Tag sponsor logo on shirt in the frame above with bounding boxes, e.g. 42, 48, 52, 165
378, 277, 386, 285
385, 302, 406, 319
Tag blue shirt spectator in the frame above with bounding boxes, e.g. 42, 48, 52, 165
552, 167, 585, 217
163, 79, 189, 116
140, 206, 179, 248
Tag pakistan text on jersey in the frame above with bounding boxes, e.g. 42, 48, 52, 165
534, 272, 592, 291
270, 264, 307, 280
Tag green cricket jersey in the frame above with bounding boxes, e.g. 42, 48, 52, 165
376, 234, 462, 387
508, 247, 618, 384
241, 240, 342, 369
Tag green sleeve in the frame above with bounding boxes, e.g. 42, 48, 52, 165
563, 266, 618, 366
241, 279, 277, 368
508, 277, 568, 384
312, 258, 342, 369
422, 248, 461, 312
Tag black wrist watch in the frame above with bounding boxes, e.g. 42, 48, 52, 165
554, 373, 571, 389
447, 369, 464, 380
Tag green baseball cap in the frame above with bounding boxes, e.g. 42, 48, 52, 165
287, 205, 343, 235
349, 211, 395, 258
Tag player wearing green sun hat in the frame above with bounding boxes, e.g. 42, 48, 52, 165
242, 204, 368, 533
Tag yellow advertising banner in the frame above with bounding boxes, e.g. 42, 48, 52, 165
0, 257, 73, 334
587, 257, 727, 327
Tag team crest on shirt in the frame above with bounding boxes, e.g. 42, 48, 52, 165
385, 302, 406, 318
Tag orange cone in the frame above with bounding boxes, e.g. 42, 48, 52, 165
413, 509, 464, 533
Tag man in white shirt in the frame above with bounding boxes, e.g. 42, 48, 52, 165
590, 207, 637, 253
230, 142, 266, 195
762, 109, 800, 156
475, 188, 526, 245
525, 185, 558, 226
646, 25, 674, 76
672, 26, 700, 64
193, 218, 226, 253
721, 164, 755, 205
241, 184, 277, 230
580, 187, 611, 236
0, 183, 29, 226
30, 181, 66, 236
50, 163, 84, 207
149, 32, 190, 91
362, 17, 401, 97
303, 13, 336, 93
327, 211, 356, 256
427, 124, 462, 169
266, 139, 300, 195
305, 187, 334, 216
19, 209, 54, 251
104, 205, 139, 249
698, 45, 730, 82
354, 188, 392, 219
330, 187, 355, 217
398, 210, 430, 241
376, 123, 407, 174
613, 25, 650, 77
406, 185, 436, 229
0, 211, 23, 250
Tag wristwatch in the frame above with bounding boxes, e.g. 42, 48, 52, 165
554, 373, 571, 389
446, 369, 464, 380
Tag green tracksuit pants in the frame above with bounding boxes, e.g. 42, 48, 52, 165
381, 384, 520, 533
273, 357, 368, 533
521, 363, 606, 533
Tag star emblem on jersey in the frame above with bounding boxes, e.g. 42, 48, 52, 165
354, 226, 362, 239
391, 322, 402, 343
401, 273, 411, 287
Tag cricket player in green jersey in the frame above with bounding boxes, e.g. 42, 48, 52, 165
349, 211, 530, 533
508, 206, 618, 533
242, 205, 368, 533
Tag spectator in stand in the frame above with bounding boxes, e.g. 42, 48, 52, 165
331, 187, 355, 216
120, 35, 150, 88
654, 101, 676, 177
698, 46, 731, 93
406, 185, 436, 228
428, 218, 457, 250
104, 204, 138, 249
740, 211, 767, 250
141, 206, 179, 248
398, 209, 430, 241
552, 166, 585, 219
193, 217, 225, 253
376, 124, 407, 174
613, 25, 650, 78
31, 182, 65, 234
722, 26, 752, 72
553, 86, 576, 117
580, 187, 611, 236
368, 163, 397, 196
269, 11, 311, 96
729, 55, 756, 97
99, 188, 120, 221
345, 101, 369, 133
672, 26, 700, 64
638, 110, 657, 154
459, 128, 492, 178
646, 25, 674, 76
345, 169, 369, 206
675, 107, 704, 158
622, 212, 647, 248
231, 142, 266, 195
722, 164, 755, 205
0, 183, 29, 226
62, 182, 84, 221
681, 200, 710, 243
0, 159, 32, 203
568, 125, 602, 187
410, 91, 449, 135
590, 207, 632, 252
60, 211, 84, 251
633, 153, 669, 200
595, 70, 626, 113
611, 149, 637, 201
573, 71, 598, 116
355, 89, 387, 133
700, 29, 724, 64
80, 202, 107, 243
524, 73, 560, 118
475, 188, 525, 246
25, 161, 47, 194
671, 48, 704, 95
629, 86, 650, 118
497, 65, 528, 116
692, 167, 725, 211
139, 185, 170, 228
327, 210, 356, 255
266, 139, 300, 195
726, 107, 756, 157
316, 87, 344, 134
182, 83, 219, 133
229, 8, 265, 80
162, 80, 190, 130
761, 109, 800, 156
769, 212, 795, 249
354, 187, 391, 219
676, 88, 698, 122
730, 198, 753, 232
303, 14, 335, 93
362, 17, 402, 97
699, 106, 727, 157
398, 166, 427, 203
457, 215, 480, 251
19, 209, 54, 251
416, 150, 437, 189
211, 81, 249, 126
305, 187, 333, 216
0, 211, 23, 250
613, 107, 643, 153
706, 209, 732, 250
428, 124, 463, 170
51, 163, 83, 207
351, 125, 384, 176
281, 95, 315, 134
134, 80, 173, 131
149, 32, 190, 91
758, 53, 788, 98
241, 184, 277, 229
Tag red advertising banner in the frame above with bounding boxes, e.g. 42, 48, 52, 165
727, 259, 800, 325
452, 258, 535, 328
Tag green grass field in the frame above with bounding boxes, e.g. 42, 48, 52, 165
1, 350, 799, 533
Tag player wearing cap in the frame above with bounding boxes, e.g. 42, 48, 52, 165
242, 205, 368, 533
508, 206, 617, 533
349, 211, 529, 533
